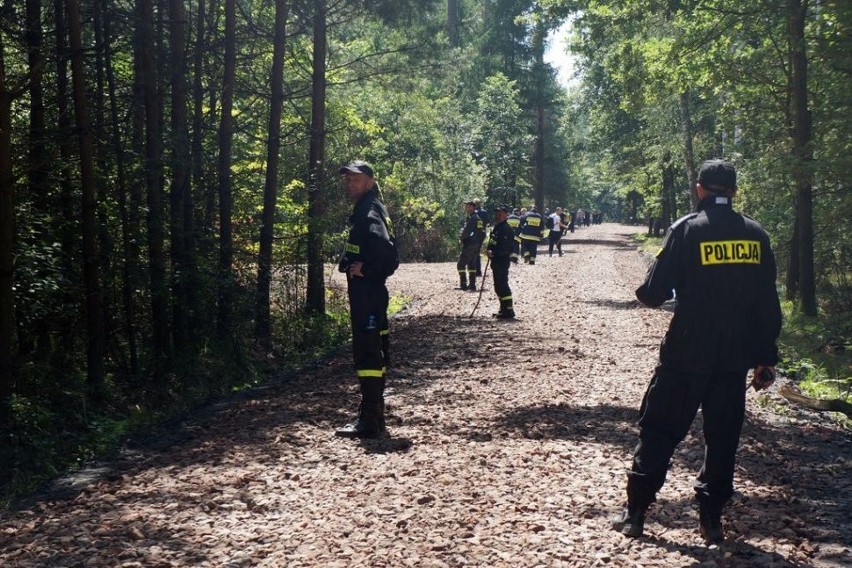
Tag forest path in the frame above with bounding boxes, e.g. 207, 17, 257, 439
2, 223, 850, 567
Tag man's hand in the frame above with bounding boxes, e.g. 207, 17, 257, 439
751, 366, 776, 391
348, 261, 365, 278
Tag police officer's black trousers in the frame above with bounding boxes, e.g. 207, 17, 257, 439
626, 365, 746, 513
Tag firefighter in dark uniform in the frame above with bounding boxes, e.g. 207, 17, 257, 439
486, 207, 516, 319
473, 198, 489, 277
506, 208, 522, 263
457, 200, 485, 291
335, 161, 400, 439
518, 206, 544, 264
612, 159, 782, 544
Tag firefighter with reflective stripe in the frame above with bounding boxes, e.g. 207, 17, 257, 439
457, 199, 485, 290
519, 206, 545, 264
335, 161, 400, 439
486, 207, 516, 319
612, 159, 782, 544
506, 208, 522, 263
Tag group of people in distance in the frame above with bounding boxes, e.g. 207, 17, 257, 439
335, 159, 782, 549
457, 200, 600, 319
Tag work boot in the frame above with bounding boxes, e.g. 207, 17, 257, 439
458, 274, 468, 290
335, 401, 386, 439
699, 508, 724, 545
611, 507, 646, 538
469, 275, 477, 291
611, 506, 646, 538
494, 298, 514, 319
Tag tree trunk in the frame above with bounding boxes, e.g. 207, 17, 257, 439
25, 0, 51, 360
218, 0, 236, 335
190, 0, 208, 330
0, 41, 16, 406
786, 199, 800, 301
256, 0, 288, 344
661, 155, 675, 228
54, 0, 76, 370
105, 0, 139, 376
139, 0, 170, 380
447, 0, 459, 47
68, 0, 106, 395
532, 22, 545, 212
788, 0, 816, 315
679, 89, 697, 209
169, 0, 190, 347
26, 0, 47, 204
305, 0, 327, 315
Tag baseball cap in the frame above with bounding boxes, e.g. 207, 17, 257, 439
698, 159, 736, 192
338, 160, 374, 177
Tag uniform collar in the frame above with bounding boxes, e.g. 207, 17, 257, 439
697, 195, 732, 211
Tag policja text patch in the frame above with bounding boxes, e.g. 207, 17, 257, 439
700, 240, 761, 265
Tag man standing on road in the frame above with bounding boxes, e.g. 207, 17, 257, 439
335, 161, 400, 439
486, 207, 515, 319
457, 199, 485, 291
612, 159, 782, 544
548, 207, 568, 257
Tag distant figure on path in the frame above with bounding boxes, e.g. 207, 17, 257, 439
486, 207, 516, 319
612, 159, 782, 544
457, 199, 485, 291
518, 206, 544, 264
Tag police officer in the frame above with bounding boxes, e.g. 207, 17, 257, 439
335, 161, 400, 439
486, 206, 516, 319
518, 206, 544, 264
612, 159, 782, 544
457, 199, 485, 291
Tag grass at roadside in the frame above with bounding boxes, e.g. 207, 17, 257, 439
777, 301, 851, 427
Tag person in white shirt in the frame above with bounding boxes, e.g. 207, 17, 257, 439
548, 207, 568, 257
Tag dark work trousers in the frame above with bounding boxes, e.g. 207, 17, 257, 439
347, 276, 388, 392
491, 257, 511, 303
548, 230, 563, 256
520, 239, 539, 263
379, 285, 390, 367
626, 365, 746, 513
474, 234, 485, 276
457, 242, 480, 286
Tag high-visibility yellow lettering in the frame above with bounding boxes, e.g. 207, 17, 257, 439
345, 243, 360, 254
700, 240, 761, 265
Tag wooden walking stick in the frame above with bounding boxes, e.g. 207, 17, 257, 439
469, 256, 490, 318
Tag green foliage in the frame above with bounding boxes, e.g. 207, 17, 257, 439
778, 300, 851, 424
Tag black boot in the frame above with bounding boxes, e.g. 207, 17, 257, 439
611, 505, 646, 538
494, 298, 515, 319
699, 507, 724, 545
335, 379, 387, 439
458, 273, 468, 291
